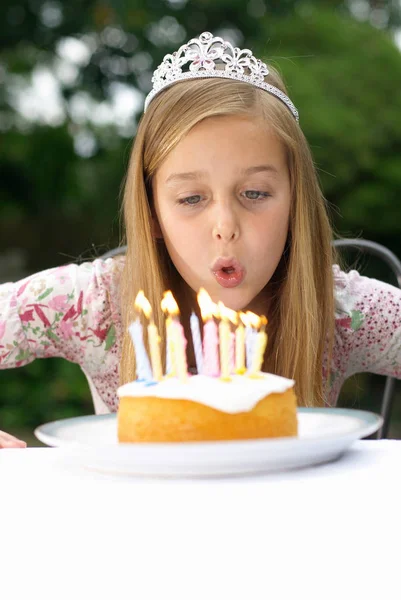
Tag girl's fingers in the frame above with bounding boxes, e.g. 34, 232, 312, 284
0, 430, 27, 448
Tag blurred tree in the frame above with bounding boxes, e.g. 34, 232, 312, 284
2, 1, 400, 126
255, 7, 401, 249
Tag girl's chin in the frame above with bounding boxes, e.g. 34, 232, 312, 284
207, 288, 255, 312
186, 278, 265, 313
213, 286, 270, 315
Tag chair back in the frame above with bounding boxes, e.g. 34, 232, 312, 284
100, 246, 127, 259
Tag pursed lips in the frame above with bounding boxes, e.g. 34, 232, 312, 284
211, 257, 246, 288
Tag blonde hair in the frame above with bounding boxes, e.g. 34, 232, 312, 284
120, 70, 337, 407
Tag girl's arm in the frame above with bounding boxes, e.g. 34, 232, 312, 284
0, 257, 123, 370
333, 265, 401, 379
0, 257, 123, 447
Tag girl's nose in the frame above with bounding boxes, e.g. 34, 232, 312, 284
212, 208, 240, 243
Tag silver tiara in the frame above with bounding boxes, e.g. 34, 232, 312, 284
144, 31, 299, 122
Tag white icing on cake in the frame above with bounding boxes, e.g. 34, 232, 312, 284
117, 373, 295, 414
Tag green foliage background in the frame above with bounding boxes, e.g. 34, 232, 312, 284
1, 0, 401, 442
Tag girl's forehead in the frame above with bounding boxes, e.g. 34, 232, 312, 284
187, 113, 268, 136
156, 115, 286, 177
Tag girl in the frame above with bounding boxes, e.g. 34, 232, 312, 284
1, 32, 400, 448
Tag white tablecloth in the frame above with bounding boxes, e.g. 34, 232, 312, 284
1, 441, 400, 600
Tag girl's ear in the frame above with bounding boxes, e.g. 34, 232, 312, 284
151, 216, 163, 240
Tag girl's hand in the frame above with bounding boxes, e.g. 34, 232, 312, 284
0, 430, 27, 448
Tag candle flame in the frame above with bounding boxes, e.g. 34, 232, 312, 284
134, 291, 152, 319
241, 311, 267, 330
239, 312, 247, 326
161, 291, 180, 317
260, 315, 268, 331
217, 301, 238, 325
197, 288, 217, 321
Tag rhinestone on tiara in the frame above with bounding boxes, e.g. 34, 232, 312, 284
144, 31, 299, 122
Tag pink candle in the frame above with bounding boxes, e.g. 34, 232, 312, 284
202, 318, 220, 377
229, 331, 235, 374
174, 320, 188, 381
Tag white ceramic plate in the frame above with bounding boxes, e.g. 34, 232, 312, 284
34, 408, 382, 477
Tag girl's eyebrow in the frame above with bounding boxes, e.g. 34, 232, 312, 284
165, 164, 279, 185
165, 170, 207, 185
243, 165, 279, 177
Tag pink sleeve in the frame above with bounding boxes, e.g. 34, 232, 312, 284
0, 258, 122, 370
333, 265, 401, 379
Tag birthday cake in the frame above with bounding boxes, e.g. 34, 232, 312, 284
117, 289, 298, 443
118, 373, 297, 442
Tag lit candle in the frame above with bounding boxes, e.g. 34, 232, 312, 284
245, 323, 254, 369
235, 312, 246, 374
174, 320, 188, 382
165, 321, 171, 373
197, 288, 220, 377
161, 291, 188, 382
161, 294, 176, 378
134, 291, 163, 382
249, 315, 268, 377
148, 321, 163, 381
229, 331, 235, 374
245, 310, 261, 369
190, 312, 203, 375
165, 316, 174, 376
217, 302, 237, 381
129, 292, 153, 381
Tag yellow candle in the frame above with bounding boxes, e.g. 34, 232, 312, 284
218, 302, 237, 382
161, 291, 188, 382
173, 320, 188, 383
135, 290, 163, 381
235, 315, 246, 374
148, 322, 163, 381
249, 316, 268, 377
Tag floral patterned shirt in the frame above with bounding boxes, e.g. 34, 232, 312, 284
0, 258, 400, 413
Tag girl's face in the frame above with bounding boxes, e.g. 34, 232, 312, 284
152, 114, 291, 312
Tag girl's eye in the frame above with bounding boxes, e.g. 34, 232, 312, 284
178, 195, 202, 206
243, 190, 270, 201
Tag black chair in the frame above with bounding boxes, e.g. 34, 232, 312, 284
101, 245, 127, 259
102, 239, 401, 438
